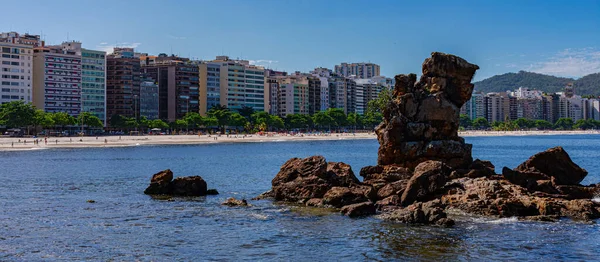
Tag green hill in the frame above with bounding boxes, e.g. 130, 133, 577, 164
473, 71, 600, 96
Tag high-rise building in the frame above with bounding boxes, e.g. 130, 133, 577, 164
274, 74, 310, 117
199, 56, 265, 115
139, 77, 159, 120
32, 42, 83, 116
334, 62, 380, 79
354, 78, 385, 115
329, 75, 348, 113
81, 48, 106, 125
106, 47, 141, 122
265, 69, 288, 115
141, 54, 199, 121
1, 32, 41, 105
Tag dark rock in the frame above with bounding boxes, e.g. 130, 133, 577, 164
377, 180, 407, 200
515, 146, 587, 185
270, 156, 361, 203
322, 185, 376, 208
144, 169, 174, 195
222, 197, 249, 207
360, 165, 412, 183
555, 184, 596, 200
151, 169, 173, 184
502, 167, 550, 189
376, 52, 479, 169
376, 195, 402, 210
252, 190, 274, 200
306, 198, 324, 207
171, 176, 208, 196
340, 202, 376, 218
206, 189, 219, 195
400, 161, 450, 206
382, 200, 454, 227
86, 200, 96, 203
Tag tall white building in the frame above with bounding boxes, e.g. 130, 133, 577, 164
0, 32, 42, 104
334, 62, 380, 79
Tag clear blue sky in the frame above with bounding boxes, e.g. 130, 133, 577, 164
2, 0, 599, 80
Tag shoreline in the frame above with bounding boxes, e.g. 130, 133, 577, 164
1, 130, 599, 151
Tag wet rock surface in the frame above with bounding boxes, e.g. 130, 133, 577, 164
222, 197, 249, 207
144, 169, 213, 196
258, 52, 600, 226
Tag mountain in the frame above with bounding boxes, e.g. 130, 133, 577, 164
473, 71, 600, 96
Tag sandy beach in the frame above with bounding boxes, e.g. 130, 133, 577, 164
1, 130, 599, 151
0, 132, 377, 151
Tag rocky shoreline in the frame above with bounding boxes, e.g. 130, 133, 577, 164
255, 52, 600, 226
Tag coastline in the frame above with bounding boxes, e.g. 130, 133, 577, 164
1, 130, 599, 151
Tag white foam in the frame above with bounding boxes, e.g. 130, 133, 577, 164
487, 217, 519, 224
592, 197, 600, 203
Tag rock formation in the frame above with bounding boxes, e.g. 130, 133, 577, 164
258, 52, 600, 226
144, 169, 218, 196
222, 197, 249, 207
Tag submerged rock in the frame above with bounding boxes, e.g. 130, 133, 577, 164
222, 197, 249, 207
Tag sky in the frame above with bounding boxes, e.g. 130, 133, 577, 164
2, 0, 599, 81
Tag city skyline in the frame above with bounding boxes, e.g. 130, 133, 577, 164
2, 0, 600, 81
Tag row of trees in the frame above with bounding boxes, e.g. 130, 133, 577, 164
109, 105, 384, 133
460, 114, 600, 131
0, 101, 103, 134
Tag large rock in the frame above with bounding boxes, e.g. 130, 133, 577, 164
376, 52, 479, 169
381, 200, 454, 227
171, 176, 208, 196
144, 170, 212, 196
515, 146, 587, 185
340, 202, 376, 218
270, 156, 360, 203
322, 185, 376, 208
400, 161, 450, 206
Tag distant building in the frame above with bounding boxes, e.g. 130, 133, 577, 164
0, 32, 41, 105
139, 78, 159, 120
81, 48, 107, 125
141, 54, 199, 122
334, 62, 380, 79
329, 76, 348, 113
199, 56, 265, 115
106, 47, 141, 122
32, 42, 83, 116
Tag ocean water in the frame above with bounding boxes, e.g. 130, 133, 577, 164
1, 135, 600, 261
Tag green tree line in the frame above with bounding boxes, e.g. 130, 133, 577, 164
460, 114, 600, 131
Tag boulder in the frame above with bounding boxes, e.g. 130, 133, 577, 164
515, 146, 587, 185
322, 185, 376, 208
502, 167, 550, 189
206, 189, 219, 195
151, 169, 173, 184
340, 202, 376, 218
375, 195, 402, 210
222, 197, 249, 207
400, 161, 450, 206
377, 180, 407, 200
144, 169, 174, 195
171, 176, 208, 196
270, 156, 361, 203
381, 200, 454, 227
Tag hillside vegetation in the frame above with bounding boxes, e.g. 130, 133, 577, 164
473, 71, 600, 96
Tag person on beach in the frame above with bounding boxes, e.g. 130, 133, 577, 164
104, 139, 107, 144
11, 142, 14, 147
44, 138, 47, 145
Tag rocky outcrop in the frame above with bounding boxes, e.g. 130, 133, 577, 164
144, 169, 213, 196
376, 52, 479, 169
258, 52, 600, 226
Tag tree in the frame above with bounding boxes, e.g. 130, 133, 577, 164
459, 114, 472, 128
0, 100, 36, 128
574, 119, 595, 130
229, 112, 248, 129
270, 115, 285, 130
347, 112, 364, 131
149, 119, 169, 129
35, 110, 55, 130
124, 117, 139, 130
313, 111, 334, 130
472, 117, 490, 130
173, 119, 188, 131
184, 112, 204, 130
554, 118, 574, 130
366, 87, 392, 115
285, 114, 312, 130
514, 118, 533, 130
139, 116, 151, 131
109, 115, 126, 129
325, 108, 347, 128
238, 105, 255, 121
207, 105, 231, 132
52, 112, 76, 131
363, 111, 383, 129
534, 120, 553, 130
77, 112, 103, 129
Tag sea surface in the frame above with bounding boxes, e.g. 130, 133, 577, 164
2, 135, 600, 261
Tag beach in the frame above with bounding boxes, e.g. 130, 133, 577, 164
1, 130, 599, 151
0, 132, 377, 151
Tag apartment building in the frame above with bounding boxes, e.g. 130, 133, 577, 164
32, 42, 83, 116
141, 54, 199, 122
140, 77, 159, 120
199, 56, 265, 115
106, 47, 141, 121
334, 62, 380, 79
81, 48, 106, 124
0, 32, 41, 104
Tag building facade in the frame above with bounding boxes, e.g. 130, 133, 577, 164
81, 48, 106, 125
106, 47, 141, 122
334, 62, 380, 79
32, 42, 82, 116
0, 32, 41, 104
139, 78, 159, 120
199, 56, 265, 115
